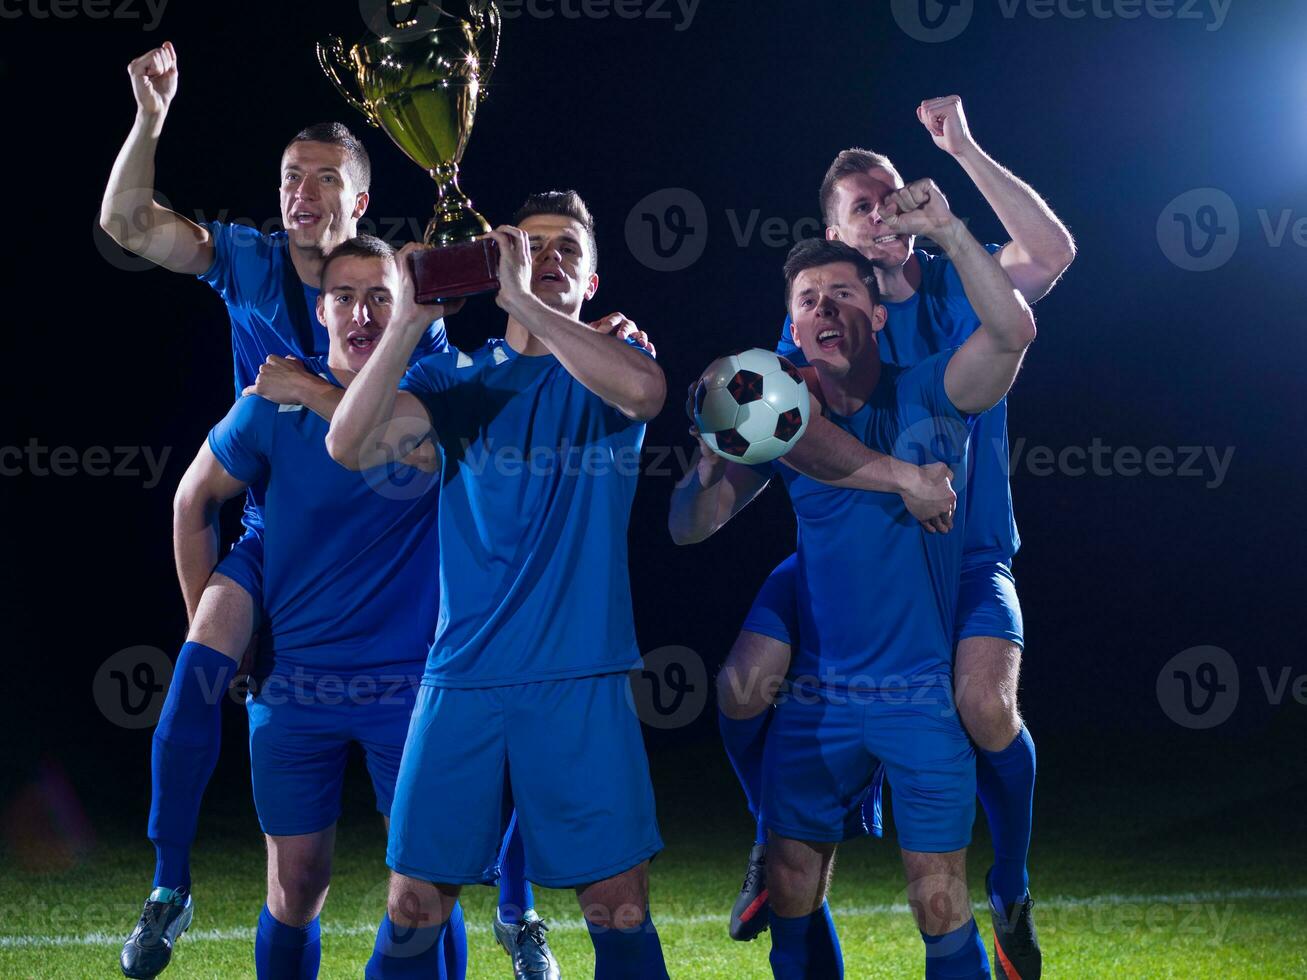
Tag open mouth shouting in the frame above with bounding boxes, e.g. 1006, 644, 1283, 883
816, 327, 844, 350
347, 328, 381, 352
289, 207, 323, 230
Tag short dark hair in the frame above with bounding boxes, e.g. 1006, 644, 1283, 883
321, 235, 395, 290
286, 122, 372, 192
818, 148, 899, 226
512, 190, 599, 272
783, 238, 882, 309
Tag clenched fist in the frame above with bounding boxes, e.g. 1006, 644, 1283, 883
917, 95, 978, 158
128, 41, 179, 118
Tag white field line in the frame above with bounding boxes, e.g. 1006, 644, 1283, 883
2, 888, 1304, 949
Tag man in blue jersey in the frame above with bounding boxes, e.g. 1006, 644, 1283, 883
100, 44, 555, 979
162, 235, 466, 979
325, 192, 673, 980
671, 211, 1038, 979
716, 97, 1075, 977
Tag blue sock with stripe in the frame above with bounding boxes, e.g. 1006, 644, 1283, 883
768, 902, 843, 979
922, 918, 990, 978
587, 910, 669, 979
254, 905, 320, 980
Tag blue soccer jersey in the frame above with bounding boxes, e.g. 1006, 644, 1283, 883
206, 357, 438, 681
199, 221, 448, 531
770, 351, 973, 691
399, 339, 649, 688
777, 246, 1018, 566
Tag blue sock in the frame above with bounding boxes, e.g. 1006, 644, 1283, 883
976, 725, 1036, 909
768, 902, 843, 980
254, 906, 321, 980
718, 708, 771, 844
365, 906, 463, 980
922, 918, 989, 979
442, 902, 467, 980
587, 910, 669, 980
497, 812, 534, 924
148, 642, 238, 891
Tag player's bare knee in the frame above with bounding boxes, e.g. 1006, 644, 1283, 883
766, 837, 832, 917
959, 686, 1020, 752
901, 849, 972, 937
954, 638, 1022, 752
577, 863, 649, 930
266, 852, 331, 925
386, 873, 455, 929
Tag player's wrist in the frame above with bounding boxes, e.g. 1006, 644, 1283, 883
931, 216, 969, 254
133, 107, 167, 138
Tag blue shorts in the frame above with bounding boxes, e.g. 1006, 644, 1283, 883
246, 670, 420, 837
388, 673, 663, 889
955, 561, 1024, 649
740, 553, 799, 645
744, 554, 1024, 650
762, 682, 976, 853
216, 528, 264, 609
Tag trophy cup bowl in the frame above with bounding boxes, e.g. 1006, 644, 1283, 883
318, 2, 502, 304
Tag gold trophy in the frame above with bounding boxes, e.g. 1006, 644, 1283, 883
318, 0, 502, 303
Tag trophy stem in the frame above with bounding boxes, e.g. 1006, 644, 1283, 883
427, 162, 492, 247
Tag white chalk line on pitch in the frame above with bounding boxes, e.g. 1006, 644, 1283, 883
2, 887, 1305, 949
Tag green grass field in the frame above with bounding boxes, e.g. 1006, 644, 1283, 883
3, 726, 1306, 978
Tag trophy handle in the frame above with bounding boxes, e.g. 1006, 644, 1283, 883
472, 2, 501, 102
316, 37, 379, 128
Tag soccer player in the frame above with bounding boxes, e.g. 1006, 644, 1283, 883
670, 190, 1038, 975
165, 235, 467, 979
324, 192, 672, 980
99, 43, 550, 978
717, 96, 1075, 977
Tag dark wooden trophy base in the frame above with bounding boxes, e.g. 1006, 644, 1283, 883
412, 238, 501, 305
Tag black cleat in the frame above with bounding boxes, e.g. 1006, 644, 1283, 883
987, 869, 1041, 979
729, 843, 770, 941
120, 887, 194, 979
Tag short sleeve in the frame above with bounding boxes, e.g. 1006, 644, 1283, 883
935, 243, 1004, 299
207, 396, 275, 484
197, 222, 278, 308
399, 354, 460, 436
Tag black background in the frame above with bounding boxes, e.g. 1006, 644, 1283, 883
2, 0, 1305, 839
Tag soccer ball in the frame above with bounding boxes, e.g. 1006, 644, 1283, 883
693, 349, 811, 465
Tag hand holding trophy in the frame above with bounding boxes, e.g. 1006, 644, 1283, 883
318, 0, 503, 304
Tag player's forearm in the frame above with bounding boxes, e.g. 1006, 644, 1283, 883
172, 495, 222, 624
669, 453, 732, 545
100, 112, 211, 273
507, 295, 667, 420
326, 326, 418, 470
782, 411, 915, 494
937, 219, 1037, 353
954, 143, 1076, 299
299, 379, 346, 423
